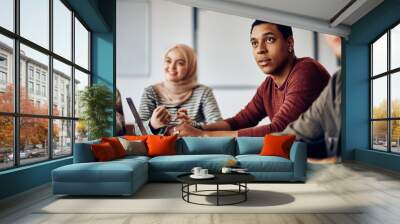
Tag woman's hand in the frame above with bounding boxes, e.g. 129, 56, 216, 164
176, 108, 192, 125
150, 106, 171, 129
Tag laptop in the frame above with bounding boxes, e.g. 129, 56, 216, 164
126, 97, 148, 135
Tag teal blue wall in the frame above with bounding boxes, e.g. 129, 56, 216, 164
0, 158, 72, 199
92, 33, 114, 91
344, 0, 400, 171
355, 149, 400, 172
66, 0, 110, 32
92, 32, 115, 136
91, 0, 116, 135
0, 0, 116, 200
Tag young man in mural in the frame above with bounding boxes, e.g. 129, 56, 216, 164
173, 20, 331, 137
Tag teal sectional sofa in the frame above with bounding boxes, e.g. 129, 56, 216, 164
52, 137, 307, 196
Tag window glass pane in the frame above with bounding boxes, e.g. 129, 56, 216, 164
0, 35, 14, 112
372, 33, 387, 76
372, 77, 387, 119
75, 18, 89, 70
372, 121, 388, 151
53, 59, 72, 117
391, 72, 400, 118
20, 44, 49, 115
53, 119, 72, 158
0, 116, 13, 170
53, 0, 72, 60
20, 117, 49, 165
391, 120, 400, 153
74, 69, 89, 118
20, 0, 49, 49
0, 0, 14, 31
75, 120, 88, 143
391, 24, 400, 70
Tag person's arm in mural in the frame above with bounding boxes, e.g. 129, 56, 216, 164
222, 81, 268, 133
236, 62, 330, 136
174, 82, 267, 137
139, 86, 171, 135
174, 86, 223, 128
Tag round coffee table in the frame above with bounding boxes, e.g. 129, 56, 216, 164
177, 173, 255, 206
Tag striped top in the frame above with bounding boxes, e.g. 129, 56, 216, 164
139, 84, 222, 134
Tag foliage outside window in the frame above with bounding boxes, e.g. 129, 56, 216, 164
371, 23, 400, 153
0, 0, 91, 170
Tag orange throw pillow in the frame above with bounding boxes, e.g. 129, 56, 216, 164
124, 135, 149, 141
101, 137, 127, 158
91, 142, 117, 161
146, 135, 178, 157
260, 134, 296, 159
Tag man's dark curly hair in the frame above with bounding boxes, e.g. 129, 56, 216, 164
250, 20, 293, 39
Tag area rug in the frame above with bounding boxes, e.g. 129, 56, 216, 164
38, 183, 361, 214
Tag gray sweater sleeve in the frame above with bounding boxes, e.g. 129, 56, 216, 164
282, 71, 342, 144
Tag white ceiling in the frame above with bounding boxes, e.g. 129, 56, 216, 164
227, 0, 352, 22
166, 0, 384, 37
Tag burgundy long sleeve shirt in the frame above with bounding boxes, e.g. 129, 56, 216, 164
225, 57, 330, 137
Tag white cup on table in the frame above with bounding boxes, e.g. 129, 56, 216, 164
199, 169, 208, 176
191, 167, 202, 176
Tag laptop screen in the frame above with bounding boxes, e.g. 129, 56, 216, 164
126, 97, 148, 135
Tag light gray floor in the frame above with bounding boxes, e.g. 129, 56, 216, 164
1, 162, 400, 224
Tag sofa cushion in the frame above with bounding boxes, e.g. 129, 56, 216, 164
91, 142, 118, 161
236, 155, 293, 172
101, 137, 127, 158
148, 154, 235, 172
260, 134, 296, 159
146, 135, 178, 157
177, 137, 236, 155
115, 155, 150, 163
118, 137, 147, 156
236, 137, 263, 155
124, 135, 148, 141
53, 158, 148, 183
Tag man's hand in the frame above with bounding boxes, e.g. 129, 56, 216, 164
174, 123, 204, 137
164, 125, 176, 136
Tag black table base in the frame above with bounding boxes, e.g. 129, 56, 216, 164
181, 183, 249, 206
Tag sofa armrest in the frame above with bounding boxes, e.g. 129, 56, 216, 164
289, 141, 307, 181
73, 140, 100, 163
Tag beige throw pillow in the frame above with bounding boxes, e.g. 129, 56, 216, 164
118, 137, 147, 156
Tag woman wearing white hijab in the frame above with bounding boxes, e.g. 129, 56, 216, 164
138, 44, 222, 134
